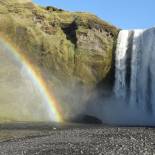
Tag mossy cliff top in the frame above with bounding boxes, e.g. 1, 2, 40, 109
0, 0, 32, 4
0, 1, 118, 85
0, 1, 118, 119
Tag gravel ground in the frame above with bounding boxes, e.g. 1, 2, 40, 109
0, 123, 155, 155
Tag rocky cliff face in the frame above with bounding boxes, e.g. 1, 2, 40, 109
0, 1, 118, 120
0, 1, 118, 86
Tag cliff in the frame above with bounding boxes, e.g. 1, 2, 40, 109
0, 1, 118, 120
0, 1, 118, 85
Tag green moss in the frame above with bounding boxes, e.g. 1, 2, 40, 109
0, 1, 120, 121
0, 1, 118, 86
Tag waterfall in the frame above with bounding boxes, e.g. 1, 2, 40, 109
114, 30, 130, 99
85, 27, 155, 126
114, 27, 155, 115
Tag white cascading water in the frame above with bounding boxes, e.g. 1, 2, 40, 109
114, 30, 129, 99
113, 27, 155, 125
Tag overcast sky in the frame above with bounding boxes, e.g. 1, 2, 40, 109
33, 0, 155, 29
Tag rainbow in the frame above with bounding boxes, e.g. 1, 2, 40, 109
0, 33, 64, 123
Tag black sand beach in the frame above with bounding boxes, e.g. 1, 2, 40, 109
0, 123, 155, 155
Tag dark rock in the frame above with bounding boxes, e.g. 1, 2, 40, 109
70, 115, 103, 124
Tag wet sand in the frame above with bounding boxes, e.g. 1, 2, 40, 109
0, 123, 155, 155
